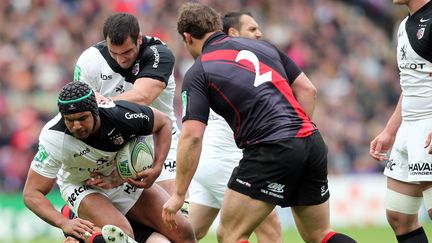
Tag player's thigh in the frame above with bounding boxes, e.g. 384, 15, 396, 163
291, 200, 331, 242
78, 192, 130, 229
126, 183, 170, 226
189, 202, 219, 239
127, 183, 195, 241
219, 188, 274, 239
155, 179, 175, 196
146, 232, 170, 243
254, 209, 282, 243
387, 177, 423, 196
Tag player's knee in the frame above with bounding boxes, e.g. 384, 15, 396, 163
216, 224, 225, 243
175, 219, 197, 242
194, 226, 210, 240
385, 189, 422, 231
386, 209, 420, 234
255, 219, 282, 242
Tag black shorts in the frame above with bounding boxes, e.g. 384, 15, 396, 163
227, 131, 330, 207
130, 220, 155, 242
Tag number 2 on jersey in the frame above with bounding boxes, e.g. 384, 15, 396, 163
235, 50, 272, 87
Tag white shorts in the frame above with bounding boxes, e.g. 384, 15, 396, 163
189, 115, 242, 208
59, 182, 143, 217
152, 126, 178, 182
385, 118, 432, 182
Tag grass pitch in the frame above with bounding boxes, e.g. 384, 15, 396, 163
11, 223, 431, 243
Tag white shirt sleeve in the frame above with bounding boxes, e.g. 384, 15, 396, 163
74, 47, 103, 92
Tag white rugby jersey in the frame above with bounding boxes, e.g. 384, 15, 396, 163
74, 36, 177, 126
397, 1, 432, 120
31, 101, 154, 185
204, 109, 239, 154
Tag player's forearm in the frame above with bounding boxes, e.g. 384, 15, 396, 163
291, 73, 317, 119
152, 120, 172, 171
23, 191, 67, 229
112, 89, 154, 106
383, 94, 403, 136
175, 136, 202, 197
295, 92, 316, 119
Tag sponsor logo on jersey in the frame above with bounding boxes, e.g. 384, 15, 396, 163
76, 158, 112, 173
163, 160, 176, 172
73, 147, 90, 157
400, 44, 407, 60
417, 27, 425, 39
100, 73, 112, 80
132, 62, 140, 75
409, 162, 432, 176
125, 112, 150, 121
399, 62, 426, 70
150, 45, 160, 68
420, 18, 430, 23
67, 185, 93, 207
115, 85, 125, 93
34, 145, 49, 163
123, 183, 138, 194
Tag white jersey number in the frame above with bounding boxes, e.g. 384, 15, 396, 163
235, 50, 272, 87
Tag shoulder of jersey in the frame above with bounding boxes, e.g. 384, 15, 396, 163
39, 114, 67, 157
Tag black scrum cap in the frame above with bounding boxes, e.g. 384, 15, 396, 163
57, 82, 98, 116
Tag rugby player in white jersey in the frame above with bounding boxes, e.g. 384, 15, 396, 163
73, 12, 179, 196
187, 11, 282, 243
370, 0, 432, 242
23, 82, 196, 243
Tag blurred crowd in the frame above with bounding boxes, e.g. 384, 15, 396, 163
0, 0, 407, 192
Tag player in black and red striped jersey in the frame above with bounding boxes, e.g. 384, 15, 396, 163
162, 2, 356, 243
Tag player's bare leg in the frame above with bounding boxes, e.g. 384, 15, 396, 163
254, 209, 282, 243
156, 180, 176, 196
217, 189, 274, 243
189, 202, 219, 240
386, 178, 423, 235
291, 200, 356, 242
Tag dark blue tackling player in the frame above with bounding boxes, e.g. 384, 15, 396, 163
23, 82, 196, 243
162, 2, 357, 243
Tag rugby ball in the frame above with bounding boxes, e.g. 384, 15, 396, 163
116, 136, 154, 179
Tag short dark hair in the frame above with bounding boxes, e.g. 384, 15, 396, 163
58, 82, 98, 116
103, 12, 140, 45
222, 11, 253, 34
177, 2, 222, 40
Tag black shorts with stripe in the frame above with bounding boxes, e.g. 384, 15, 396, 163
227, 131, 330, 207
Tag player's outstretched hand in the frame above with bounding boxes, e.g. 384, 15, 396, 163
61, 218, 94, 241
161, 194, 185, 230
127, 166, 161, 188
369, 131, 394, 161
